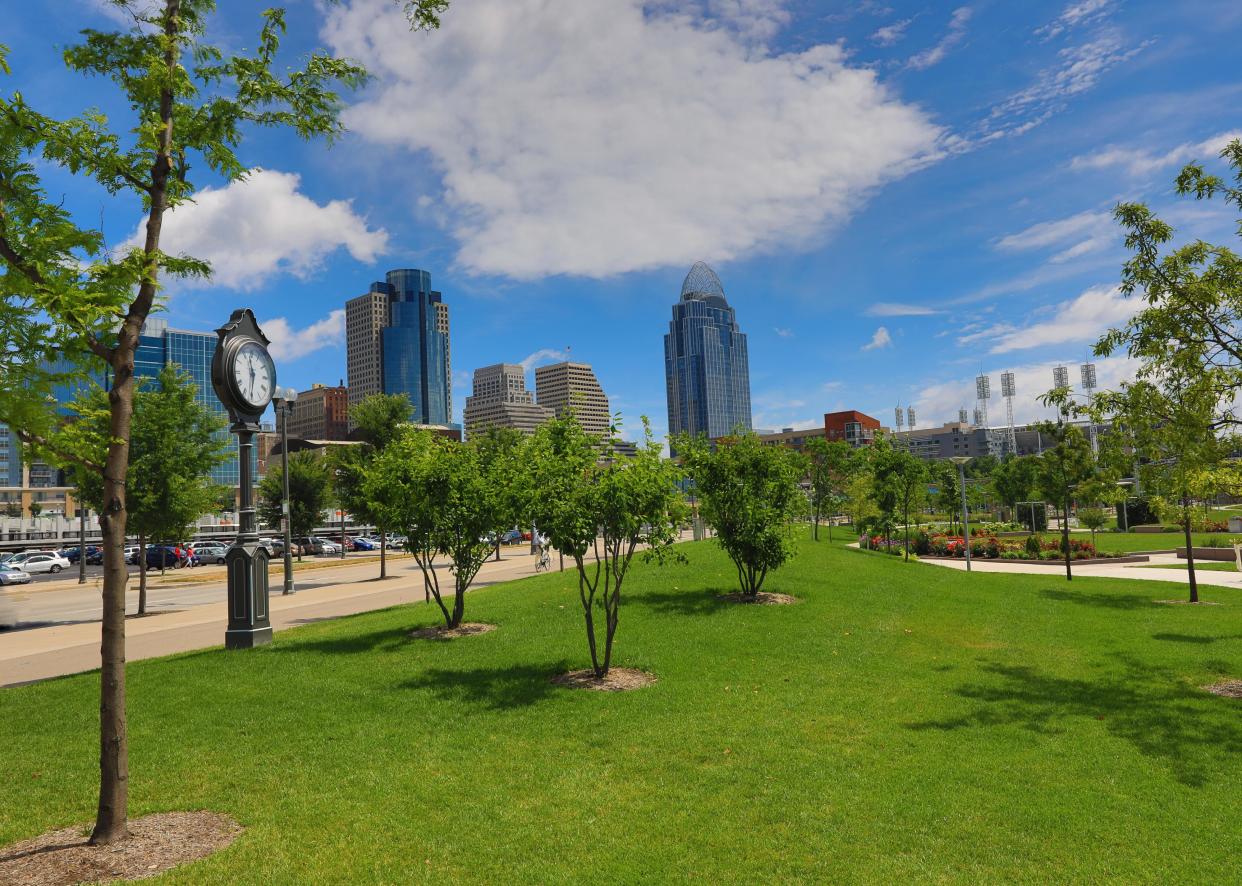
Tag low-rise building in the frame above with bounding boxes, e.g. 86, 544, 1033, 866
288, 382, 349, 441
824, 410, 881, 447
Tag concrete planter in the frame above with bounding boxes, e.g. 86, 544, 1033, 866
1177, 547, 1237, 562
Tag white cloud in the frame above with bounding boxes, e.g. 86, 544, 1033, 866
983, 285, 1138, 354
871, 18, 912, 46
909, 353, 1138, 428
907, 7, 971, 71
703, 0, 791, 41
129, 169, 388, 290
994, 209, 1118, 265
983, 30, 1147, 140
263, 309, 346, 362
774, 327, 794, 338
866, 302, 939, 317
518, 348, 570, 373
323, 0, 944, 280
1035, 0, 1114, 40
1070, 130, 1242, 177
862, 326, 893, 351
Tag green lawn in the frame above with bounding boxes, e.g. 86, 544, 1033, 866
3, 539, 1241, 882
1032, 531, 1238, 554
1139, 561, 1239, 572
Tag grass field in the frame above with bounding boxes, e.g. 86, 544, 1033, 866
3, 538, 1241, 882
1139, 561, 1239, 572
1033, 531, 1236, 554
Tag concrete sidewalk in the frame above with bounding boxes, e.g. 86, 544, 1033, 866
0, 547, 563, 687
922, 551, 1242, 593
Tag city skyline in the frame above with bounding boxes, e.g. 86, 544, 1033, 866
5, 1, 1240, 443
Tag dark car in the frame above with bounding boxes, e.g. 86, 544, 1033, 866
145, 545, 181, 569
351, 536, 376, 551
294, 537, 324, 555
61, 545, 101, 564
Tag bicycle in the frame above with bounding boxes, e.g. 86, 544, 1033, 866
535, 548, 551, 572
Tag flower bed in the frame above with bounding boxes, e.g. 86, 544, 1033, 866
910, 530, 1130, 561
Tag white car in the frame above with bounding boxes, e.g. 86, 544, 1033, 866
317, 540, 341, 555
125, 546, 141, 564
0, 564, 32, 586
6, 550, 60, 570
17, 553, 71, 574
191, 543, 229, 565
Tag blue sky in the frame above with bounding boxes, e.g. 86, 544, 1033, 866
8, 0, 1242, 439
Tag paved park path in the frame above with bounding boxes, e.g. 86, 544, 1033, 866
0, 546, 577, 687
922, 551, 1242, 592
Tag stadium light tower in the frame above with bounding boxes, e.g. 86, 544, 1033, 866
1081, 362, 1098, 453
975, 374, 992, 428
893, 406, 905, 450
1000, 371, 1017, 456
958, 407, 969, 425
907, 406, 916, 430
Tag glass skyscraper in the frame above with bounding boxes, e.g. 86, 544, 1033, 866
347, 269, 451, 426
133, 318, 249, 488
664, 262, 752, 440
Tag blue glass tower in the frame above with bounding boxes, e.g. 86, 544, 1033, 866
664, 262, 752, 440
377, 269, 451, 426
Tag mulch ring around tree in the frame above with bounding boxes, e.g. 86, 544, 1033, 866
0, 811, 241, 886
1203, 680, 1242, 699
551, 668, 656, 692
718, 591, 799, 605
408, 622, 497, 640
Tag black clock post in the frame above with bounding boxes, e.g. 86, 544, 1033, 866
211, 309, 276, 649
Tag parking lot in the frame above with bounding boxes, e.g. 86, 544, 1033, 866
3, 550, 379, 585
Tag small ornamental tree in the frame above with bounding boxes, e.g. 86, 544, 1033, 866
1077, 507, 1108, 550
67, 365, 226, 612
333, 392, 414, 578
258, 452, 330, 560
364, 428, 521, 629
874, 444, 928, 560
529, 416, 687, 678
677, 431, 804, 597
1033, 417, 1097, 582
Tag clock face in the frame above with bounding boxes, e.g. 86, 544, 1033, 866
231, 340, 274, 410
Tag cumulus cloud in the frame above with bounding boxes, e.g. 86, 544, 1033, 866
703, 0, 792, 41
1035, 0, 1115, 40
263, 309, 346, 362
862, 326, 893, 351
981, 285, 1138, 354
774, 327, 794, 338
907, 7, 971, 70
130, 169, 388, 290
866, 302, 939, 317
1071, 130, 1242, 177
995, 209, 1116, 263
871, 18, 913, 46
323, 0, 943, 279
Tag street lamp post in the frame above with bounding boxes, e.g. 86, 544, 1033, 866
949, 456, 972, 572
78, 497, 86, 585
273, 387, 297, 595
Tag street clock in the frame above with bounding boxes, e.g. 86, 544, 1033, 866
212, 308, 276, 426
211, 308, 275, 649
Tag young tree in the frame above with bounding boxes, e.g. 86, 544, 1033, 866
258, 452, 330, 561
1077, 507, 1108, 550
1033, 419, 1097, 581
804, 438, 852, 541
67, 365, 226, 613
530, 417, 687, 677
334, 392, 414, 578
933, 460, 962, 533
991, 455, 1038, 519
844, 469, 878, 534
0, 1, 447, 843
364, 428, 522, 629
678, 431, 804, 597
875, 446, 928, 560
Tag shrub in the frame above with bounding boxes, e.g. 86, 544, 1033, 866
913, 530, 931, 556
1024, 535, 1042, 557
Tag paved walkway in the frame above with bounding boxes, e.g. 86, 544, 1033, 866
0, 546, 573, 687
922, 551, 1242, 592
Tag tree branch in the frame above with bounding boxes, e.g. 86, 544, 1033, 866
9, 425, 104, 473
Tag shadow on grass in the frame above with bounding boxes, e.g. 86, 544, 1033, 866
1152, 632, 1242, 645
906, 657, 1242, 787
271, 624, 411, 656
633, 587, 729, 617
397, 661, 569, 710
1039, 588, 1153, 610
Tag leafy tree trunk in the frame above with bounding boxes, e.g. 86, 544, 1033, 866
903, 495, 911, 561
137, 533, 147, 616
812, 504, 820, 541
379, 531, 386, 578
576, 554, 603, 675
1183, 493, 1199, 604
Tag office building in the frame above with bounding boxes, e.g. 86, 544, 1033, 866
664, 261, 752, 441
758, 426, 828, 451
463, 364, 553, 437
345, 268, 451, 427
288, 382, 349, 441
825, 410, 881, 447
534, 361, 610, 439
892, 421, 1004, 461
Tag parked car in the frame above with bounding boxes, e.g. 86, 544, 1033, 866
124, 546, 141, 565
191, 543, 229, 565
6, 551, 60, 570
294, 537, 324, 555
500, 529, 525, 545
257, 538, 276, 555
18, 553, 72, 574
61, 545, 101, 565
351, 536, 376, 551
0, 563, 33, 586
313, 537, 341, 555
145, 545, 181, 569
